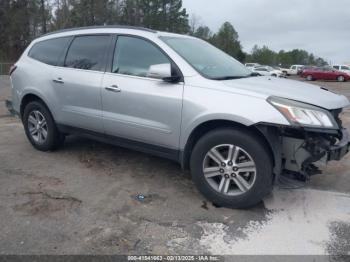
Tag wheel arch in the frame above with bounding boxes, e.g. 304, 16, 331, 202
20, 92, 53, 120
180, 119, 277, 172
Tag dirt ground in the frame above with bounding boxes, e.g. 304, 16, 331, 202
0, 75, 349, 256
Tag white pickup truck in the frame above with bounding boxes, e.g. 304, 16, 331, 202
333, 65, 350, 76
281, 65, 304, 76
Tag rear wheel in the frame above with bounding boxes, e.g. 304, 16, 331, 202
23, 101, 64, 151
190, 128, 273, 209
337, 75, 345, 82
306, 75, 313, 81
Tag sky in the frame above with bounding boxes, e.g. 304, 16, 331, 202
182, 0, 350, 64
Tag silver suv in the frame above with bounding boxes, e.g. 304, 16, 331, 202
10, 26, 350, 208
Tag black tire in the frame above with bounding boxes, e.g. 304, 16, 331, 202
190, 128, 273, 209
337, 75, 345, 82
306, 75, 313, 81
23, 101, 64, 151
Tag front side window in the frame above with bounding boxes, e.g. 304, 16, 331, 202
333, 66, 340, 70
112, 36, 171, 78
341, 66, 349, 70
28, 37, 71, 66
160, 36, 250, 80
65, 35, 110, 71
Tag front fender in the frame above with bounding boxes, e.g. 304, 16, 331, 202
179, 85, 289, 150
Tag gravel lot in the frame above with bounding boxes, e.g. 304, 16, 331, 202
0, 75, 349, 256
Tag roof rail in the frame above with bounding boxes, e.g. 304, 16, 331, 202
41, 25, 157, 37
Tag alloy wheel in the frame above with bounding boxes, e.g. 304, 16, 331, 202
27, 110, 48, 144
338, 76, 345, 82
202, 144, 257, 196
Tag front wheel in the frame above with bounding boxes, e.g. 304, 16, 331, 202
190, 128, 273, 209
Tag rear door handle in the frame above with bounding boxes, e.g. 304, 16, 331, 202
105, 85, 121, 93
53, 78, 64, 84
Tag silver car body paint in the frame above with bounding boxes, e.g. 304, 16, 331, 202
10, 27, 350, 152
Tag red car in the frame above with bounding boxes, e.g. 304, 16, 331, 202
301, 67, 350, 82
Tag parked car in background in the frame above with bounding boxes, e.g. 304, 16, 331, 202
301, 67, 350, 82
297, 66, 317, 76
332, 65, 350, 76
252, 66, 285, 77
245, 63, 260, 69
272, 66, 283, 71
281, 65, 304, 76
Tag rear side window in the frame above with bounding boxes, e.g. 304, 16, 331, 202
64, 35, 110, 71
333, 66, 340, 70
28, 37, 70, 66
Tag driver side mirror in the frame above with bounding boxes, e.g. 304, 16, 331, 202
148, 63, 182, 83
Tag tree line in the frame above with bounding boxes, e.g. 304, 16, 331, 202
246, 45, 328, 67
0, 0, 327, 67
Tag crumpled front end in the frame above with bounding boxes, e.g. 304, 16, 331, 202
257, 108, 350, 181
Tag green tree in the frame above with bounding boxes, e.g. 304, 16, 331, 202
210, 22, 245, 62
68, 0, 111, 26
194, 26, 212, 41
120, 0, 189, 33
51, 0, 74, 30
0, 0, 50, 61
0, 0, 330, 65
247, 46, 328, 67
249, 45, 277, 65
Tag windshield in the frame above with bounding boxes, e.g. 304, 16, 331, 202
160, 36, 251, 80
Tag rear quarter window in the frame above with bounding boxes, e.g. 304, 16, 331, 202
28, 37, 71, 66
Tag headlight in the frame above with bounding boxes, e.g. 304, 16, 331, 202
268, 96, 338, 129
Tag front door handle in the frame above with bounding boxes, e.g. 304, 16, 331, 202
105, 85, 121, 93
53, 78, 64, 84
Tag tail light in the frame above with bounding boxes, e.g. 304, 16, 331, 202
9, 65, 17, 76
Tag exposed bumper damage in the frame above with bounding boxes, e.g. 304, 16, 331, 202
328, 129, 350, 161
257, 109, 350, 181
281, 128, 349, 178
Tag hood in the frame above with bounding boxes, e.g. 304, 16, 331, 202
222, 76, 350, 110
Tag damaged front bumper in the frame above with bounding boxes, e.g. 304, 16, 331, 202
328, 129, 350, 161
257, 122, 350, 180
